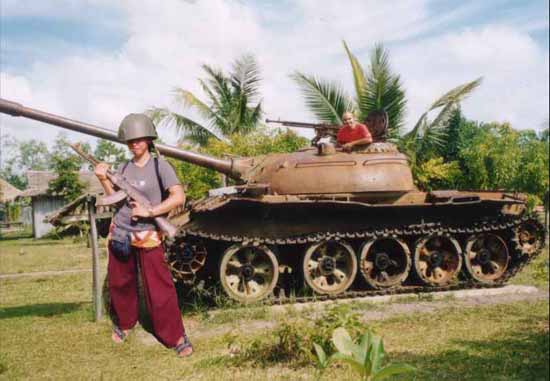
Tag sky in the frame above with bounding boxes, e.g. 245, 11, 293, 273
0, 0, 548, 153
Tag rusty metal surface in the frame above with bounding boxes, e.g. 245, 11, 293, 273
247, 148, 416, 196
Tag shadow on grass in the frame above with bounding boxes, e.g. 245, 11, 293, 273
7, 240, 78, 247
0, 302, 84, 319
392, 330, 549, 381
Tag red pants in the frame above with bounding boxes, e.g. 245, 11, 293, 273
108, 244, 185, 348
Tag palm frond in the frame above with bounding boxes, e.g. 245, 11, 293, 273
249, 102, 263, 126
403, 78, 482, 151
291, 72, 354, 124
148, 107, 228, 145
342, 40, 367, 107
359, 43, 406, 136
173, 88, 213, 120
198, 78, 222, 111
230, 54, 262, 103
202, 64, 232, 106
428, 77, 483, 111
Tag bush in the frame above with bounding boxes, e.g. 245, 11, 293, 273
234, 304, 364, 368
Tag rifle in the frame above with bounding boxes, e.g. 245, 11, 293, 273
265, 119, 341, 145
70, 143, 178, 238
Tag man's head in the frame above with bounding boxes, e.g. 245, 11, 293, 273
342, 112, 355, 127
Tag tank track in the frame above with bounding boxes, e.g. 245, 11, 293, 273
171, 214, 546, 305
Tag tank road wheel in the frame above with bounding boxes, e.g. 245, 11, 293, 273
219, 244, 279, 303
464, 234, 510, 284
513, 219, 545, 256
414, 235, 462, 286
359, 238, 411, 289
166, 242, 207, 283
303, 240, 357, 295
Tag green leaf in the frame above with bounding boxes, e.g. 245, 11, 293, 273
372, 363, 416, 380
368, 334, 385, 374
428, 77, 482, 111
313, 343, 328, 369
329, 353, 365, 377
148, 107, 224, 146
332, 327, 355, 355
359, 43, 406, 137
357, 330, 371, 364
291, 72, 354, 124
230, 54, 262, 103
343, 40, 367, 107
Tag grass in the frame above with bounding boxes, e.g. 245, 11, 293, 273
0, 235, 108, 274
0, 237, 548, 380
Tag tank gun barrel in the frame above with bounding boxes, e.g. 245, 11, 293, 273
266, 118, 340, 130
0, 98, 247, 180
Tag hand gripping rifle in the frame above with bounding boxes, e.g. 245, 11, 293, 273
265, 119, 341, 145
70, 143, 178, 238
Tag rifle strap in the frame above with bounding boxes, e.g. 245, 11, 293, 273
154, 157, 169, 202
121, 161, 130, 175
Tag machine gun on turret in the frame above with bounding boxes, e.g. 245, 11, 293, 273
265, 118, 341, 145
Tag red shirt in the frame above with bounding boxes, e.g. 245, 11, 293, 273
337, 123, 371, 144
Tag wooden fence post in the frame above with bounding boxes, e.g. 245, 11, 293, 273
87, 196, 102, 321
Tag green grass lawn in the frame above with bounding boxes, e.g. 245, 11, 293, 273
0, 235, 108, 274
0, 237, 548, 380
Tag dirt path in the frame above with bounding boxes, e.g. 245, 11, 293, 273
135, 285, 548, 346
0, 269, 91, 279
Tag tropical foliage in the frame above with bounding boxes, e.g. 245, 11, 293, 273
313, 327, 416, 380
47, 134, 87, 201
93, 139, 127, 166
413, 108, 549, 204
47, 155, 85, 201
150, 54, 263, 146
292, 41, 482, 168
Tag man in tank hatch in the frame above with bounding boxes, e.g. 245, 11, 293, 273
336, 111, 373, 152
94, 113, 193, 358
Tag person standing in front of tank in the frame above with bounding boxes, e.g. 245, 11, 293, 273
94, 114, 193, 358
337, 111, 372, 152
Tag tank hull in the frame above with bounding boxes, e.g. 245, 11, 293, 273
166, 192, 545, 302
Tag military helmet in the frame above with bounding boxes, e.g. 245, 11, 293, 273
118, 113, 158, 142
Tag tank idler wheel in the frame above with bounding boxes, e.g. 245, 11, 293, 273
414, 235, 462, 286
464, 234, 509, 284
219, 244, 279, 303
513, 219, 545, 256
303, 240, 357, 295
359, 238, 411, 289
166, 242, 207, 283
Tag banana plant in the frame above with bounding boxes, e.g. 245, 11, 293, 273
314, 327, 415, 380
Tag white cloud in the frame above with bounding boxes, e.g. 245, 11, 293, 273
0, 0, 548, 156
393, 25, 549, 129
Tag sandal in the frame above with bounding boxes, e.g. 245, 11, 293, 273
112, 326, 127, 343
175, 334, 193, 357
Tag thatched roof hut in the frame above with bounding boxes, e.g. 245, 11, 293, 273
21, 171, 104, 198
0, 178, 23, 203
21, 171, 104, 238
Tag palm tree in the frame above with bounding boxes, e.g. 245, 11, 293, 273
150, 54, 263, 146
292, 41, 482, 167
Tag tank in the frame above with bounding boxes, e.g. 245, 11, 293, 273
1, 98, 545, 303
